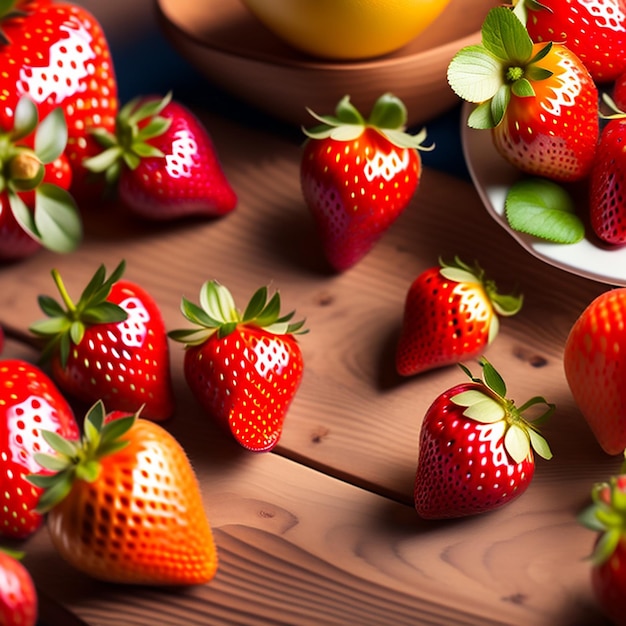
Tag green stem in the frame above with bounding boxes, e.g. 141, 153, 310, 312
51, 268, 76, 314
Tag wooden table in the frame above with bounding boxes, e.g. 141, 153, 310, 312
1, 2, 620, 625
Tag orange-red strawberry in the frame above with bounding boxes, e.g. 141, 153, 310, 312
29, 260, 175, 421
414, 358, 554, 519
0, 548, 37, 626
518, 0, 626, 83
29, 401, 218, 585
578, 455, 626, 625
564, 287, 626, 454
0, 359, 79, 540
395, 257, 523, 376
170, 280, 306, 452
0, 0, 118, 200
448, 6, 599, 182
0, 95, 80, 261
300, 93, 431, 271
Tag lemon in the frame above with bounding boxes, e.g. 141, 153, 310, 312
240, 0, 452, 61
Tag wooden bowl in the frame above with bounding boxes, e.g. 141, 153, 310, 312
155, 0, 496, 128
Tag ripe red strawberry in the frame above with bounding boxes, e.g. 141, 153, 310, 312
29, 260, 175, 421
396, 257, 523, 376
578, 456, 626, 625
300, 92, 430, 272
589, 97, 626, 245
0, 95, 81, 261
0, 548, 38, 626
169, 280, 306, 452
448, 6, 599, 182
83, 93, 237, 220
0, 359, 79, 539
414, 358, 554, 519
0, 0, 118, 200
519, 0, 626, 83
563, 287, 626, 454
29, 401, 218, 585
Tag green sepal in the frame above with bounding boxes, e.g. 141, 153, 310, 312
29, 261, 129, 368
169, 280, 308, 348
35, 107, 67, 164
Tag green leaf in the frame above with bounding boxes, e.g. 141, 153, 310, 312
12, 96, 38, 140
35, 108, 67, 164
8, 191, 39, 240
528, 428, 553, 460
200, 281, 238, 323
511, 78, 535, 98
37, 294, 65, 317
41, 429, 78, 458
504, 423, 530, 463
480, 358, 507, 397
463, 397, 506, 423
82, 302, 128, 324
481, 6, 533, 63
135, 116, 171, 142
451, 389, 491, 407
368, 93, 407, 130
243, 286, 268, 321
34, 470, 73, 514
29, 317, 70, 336
467, 101, 496, 130
505, 178, 585, 244
34, 184, 82, 253
334, 95, 365, 125
490, 85, 511, 126
447, 45, 504, 104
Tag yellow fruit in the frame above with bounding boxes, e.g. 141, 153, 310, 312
240, 0, 452, 61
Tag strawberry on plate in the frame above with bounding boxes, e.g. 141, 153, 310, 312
0, 359, 79, 540
29, 260, 175, 421
396, 257, 523, 376
169, 280, 306, 452
0, 0, 118, 200
448, 6, 599, 182
29, 401, 218, 585
578, 454, 626, 626
414, 358, 554, 519
517, 0, 626, 83
0, 95, 80, 261
83, 93, 238, 220
564, 287, 626, 454
0, 547, 37, 626
300, 92, 431, 272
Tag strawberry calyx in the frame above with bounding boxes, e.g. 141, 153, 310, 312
29, 260, 129, 367
83, 92, 173, 185
302, 92, 433, 151
169, 280, 307, 347
0, 95, 81, 252
578, 454, 626, 565
27, 400, 135, 514
440, 256, 523, 343
452, 357, 554, 464
447, 6, 554, 130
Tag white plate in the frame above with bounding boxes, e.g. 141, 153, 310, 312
460, 102, 626, 287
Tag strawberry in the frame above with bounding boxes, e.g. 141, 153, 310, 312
83, 93, 238, 220
0, 359, 79, 539
414, 358, 554, 519
589, 96, 626, 245
0, 548, 37, 626
0, 0, 118, 200
395, 257, 523, 376
517, 0, 626, 83
563, 287, 626, 454
0, 95, 81, 261
300, 93, 431, 272
578, 455, 626, 625
448, 6, 599, 182
169, 280, 306, 452
29, 401, 218, 585
29, 260, 175, 422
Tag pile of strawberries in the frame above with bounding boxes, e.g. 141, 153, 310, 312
2, 1, 626, 625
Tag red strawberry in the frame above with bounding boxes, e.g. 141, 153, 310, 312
0, 359, 79, 539
448, 6, 599, 182
0, 548, 37, 626
29, 401, 218, 585
578, 456, 626, 625
563, 287, 626, 454
300, 93, 430, 272
519, 0, 626, 83
396, 257, 523, 376
83, 93, 237, 220
414, 358, 554, 519
589, 96, 626, 245
0, 95, 81, 261
169, 280, 306, 452
29, 260, 175, 421
0, 0, 118, 200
